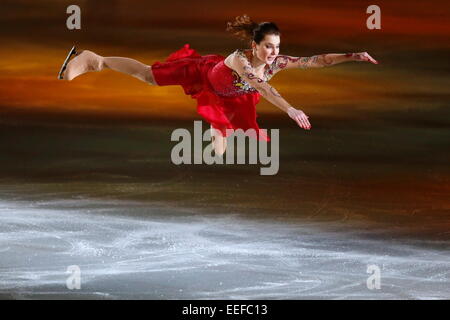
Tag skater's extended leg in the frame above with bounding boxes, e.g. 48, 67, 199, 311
63, 50, 156, 85
103, 56, 156, 84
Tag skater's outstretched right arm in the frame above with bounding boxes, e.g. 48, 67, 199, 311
229, 52, 311, 130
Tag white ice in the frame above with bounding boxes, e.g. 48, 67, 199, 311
0, 198, 449, 299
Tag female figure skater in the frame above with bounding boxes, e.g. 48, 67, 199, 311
58, 14, 378, 155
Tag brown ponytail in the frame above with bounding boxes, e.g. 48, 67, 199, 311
226, 14, 281, 46
226, 14, 259, 42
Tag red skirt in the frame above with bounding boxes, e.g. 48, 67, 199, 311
150, 44, 270, 141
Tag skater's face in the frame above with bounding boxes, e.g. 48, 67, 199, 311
253, 34, 280, 65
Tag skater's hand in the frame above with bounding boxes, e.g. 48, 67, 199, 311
350, 52, 378, 64
288, 107, 311, 130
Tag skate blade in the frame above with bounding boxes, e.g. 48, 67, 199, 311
57, 45, 78, 80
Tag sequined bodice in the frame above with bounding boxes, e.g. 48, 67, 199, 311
207, 49, 275, 98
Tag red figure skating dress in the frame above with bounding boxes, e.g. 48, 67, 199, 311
151, 44, 275, 141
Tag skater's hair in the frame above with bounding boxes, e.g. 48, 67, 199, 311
226, 14, 280, 46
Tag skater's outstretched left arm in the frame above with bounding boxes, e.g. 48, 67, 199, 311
272, 51, 378, 72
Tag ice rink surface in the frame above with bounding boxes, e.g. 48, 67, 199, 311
0, 114, 449, 299
1, 194, 448, 299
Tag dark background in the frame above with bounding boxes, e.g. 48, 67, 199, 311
0, 0, 449, 230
